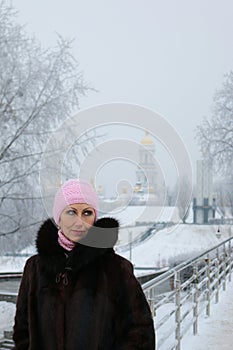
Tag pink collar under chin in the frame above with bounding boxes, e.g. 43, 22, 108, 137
57, 229, 76, 251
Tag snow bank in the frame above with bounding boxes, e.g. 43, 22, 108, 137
0, 301, 15, 338
118, 224, 232, 268
0, 257, 28, 273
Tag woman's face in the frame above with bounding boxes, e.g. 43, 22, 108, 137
59, 203, 95, 242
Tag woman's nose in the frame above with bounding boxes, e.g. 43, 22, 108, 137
74, 215, 84, 227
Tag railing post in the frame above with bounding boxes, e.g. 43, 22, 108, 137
175, 271, 181, 350
193, 264, 199, 335
148, 287, 155, 319
206, 254, 211, 317
228, 240, 232, 282
223, 243, 227, 291
216, 247, 220, 303
215, 252, 219, 304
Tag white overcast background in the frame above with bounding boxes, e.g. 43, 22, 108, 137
11, 0, 233, 189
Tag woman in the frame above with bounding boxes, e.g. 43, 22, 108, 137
13, 179, 155, 349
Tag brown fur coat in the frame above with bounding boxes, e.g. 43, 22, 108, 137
13, 218, 155, 349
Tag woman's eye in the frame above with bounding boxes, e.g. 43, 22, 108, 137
83, 210, 94, 216
67, 210, 76, 215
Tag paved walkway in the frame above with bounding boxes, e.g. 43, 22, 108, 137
182, 278, 233, 350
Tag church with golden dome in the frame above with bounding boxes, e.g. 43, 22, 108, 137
130, 130, 164, 205
97, 130, 165, 210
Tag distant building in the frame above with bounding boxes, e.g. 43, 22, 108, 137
193, 159, 215, 224
131, 130, 165, 205
98, 130, 165, 210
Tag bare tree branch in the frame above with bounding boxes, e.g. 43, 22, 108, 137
196, 70, 233, 176
0, 0, 98, 246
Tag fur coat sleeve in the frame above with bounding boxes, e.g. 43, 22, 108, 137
13, 257, 35, 350
113, 256, 155, 349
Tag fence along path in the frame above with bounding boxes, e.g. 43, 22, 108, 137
0, 331, 14, 350
142, 236, 233, 350
182, 276, 233, 350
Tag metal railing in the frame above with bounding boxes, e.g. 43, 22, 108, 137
0, 272, 22, 303
142, 236, 233, 350
0, 272, 23, 279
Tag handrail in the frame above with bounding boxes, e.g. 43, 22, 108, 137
0, 272, 23, 279
142, 235, 233, 350
142, 236, 233, 291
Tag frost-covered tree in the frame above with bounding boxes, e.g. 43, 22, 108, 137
176, 175, 192, 223
0, 1, 91, 246
196, 71, 233, 177
213, 176, 233, 217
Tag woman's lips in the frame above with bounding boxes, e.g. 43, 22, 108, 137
71, 230, 86, 236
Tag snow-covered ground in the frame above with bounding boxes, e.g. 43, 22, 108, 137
0, 301, 15, 338
0, 256, 29, 273
119, 224, 232, 269
182, 278, 233, 350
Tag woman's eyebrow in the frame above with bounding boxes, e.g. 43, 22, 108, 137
68, 206, 78, 211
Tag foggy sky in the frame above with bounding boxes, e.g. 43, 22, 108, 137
11, 0, 233, 181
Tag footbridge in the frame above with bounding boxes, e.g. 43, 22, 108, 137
142, 236, 233, 350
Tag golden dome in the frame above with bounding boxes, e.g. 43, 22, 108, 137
122, 186, 127, 194
97, 185, 103, 194
141, 130, 153, 145
149, 186, 154, 193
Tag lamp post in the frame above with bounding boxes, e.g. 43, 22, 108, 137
216, 226, 221, 239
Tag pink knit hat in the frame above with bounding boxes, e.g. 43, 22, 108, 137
53, 179, 98, 224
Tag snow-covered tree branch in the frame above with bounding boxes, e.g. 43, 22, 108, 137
0, 0, 95, 246
196, 71, 233, 176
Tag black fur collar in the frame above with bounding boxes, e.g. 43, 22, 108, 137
36, 217, 119, 277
